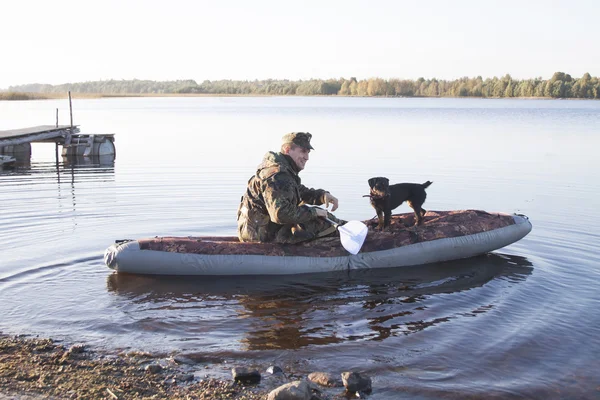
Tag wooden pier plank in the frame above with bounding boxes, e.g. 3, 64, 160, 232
0, 125, 78, 140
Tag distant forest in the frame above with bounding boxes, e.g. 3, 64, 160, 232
6, 72, 600, 99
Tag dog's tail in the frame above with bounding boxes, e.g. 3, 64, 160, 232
422, 180, 433, 189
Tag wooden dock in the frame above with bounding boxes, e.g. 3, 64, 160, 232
1, 95, 116, 162
0, 125, 79, 147
0, 125, 115, 159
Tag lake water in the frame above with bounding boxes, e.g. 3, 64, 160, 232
1, 96, 599, 399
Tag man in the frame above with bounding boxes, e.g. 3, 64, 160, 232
237, 132, 344, 244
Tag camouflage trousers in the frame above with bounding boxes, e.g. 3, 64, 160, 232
273, 212, 346, 244
237, 203, 346, 244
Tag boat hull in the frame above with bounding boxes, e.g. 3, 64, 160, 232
104, 211, 532, 276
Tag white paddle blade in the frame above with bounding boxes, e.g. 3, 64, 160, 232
338, 221, 368, 255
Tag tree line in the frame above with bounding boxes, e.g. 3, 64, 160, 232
6, 72, 600, 99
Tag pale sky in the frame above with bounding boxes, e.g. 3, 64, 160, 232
1, 0, 598, 89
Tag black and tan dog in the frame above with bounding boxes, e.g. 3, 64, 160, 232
365, 177, 433, 229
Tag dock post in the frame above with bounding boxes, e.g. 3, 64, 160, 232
64, 94, 73, 146
55, 108, 60, 162
68, 91, 73, 130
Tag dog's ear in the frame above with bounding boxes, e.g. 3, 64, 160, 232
368, 178, 376, 188
382, 177, 389, 185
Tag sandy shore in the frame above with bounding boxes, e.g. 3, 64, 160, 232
0, 334, 271, 399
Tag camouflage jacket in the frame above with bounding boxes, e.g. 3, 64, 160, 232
237, 151, 329, 242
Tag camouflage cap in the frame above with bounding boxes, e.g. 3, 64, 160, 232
282, 132, 314, 150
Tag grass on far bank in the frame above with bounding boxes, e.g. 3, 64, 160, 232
0, 92, 54, 100
1, 91, 576, 101
0, 92, 146, 101
0, 92, 275, 101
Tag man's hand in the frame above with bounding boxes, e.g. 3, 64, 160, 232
323, 192, 339, 212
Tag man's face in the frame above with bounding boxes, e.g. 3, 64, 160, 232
287, 145, 310, 171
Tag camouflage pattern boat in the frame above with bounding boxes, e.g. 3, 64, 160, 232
104, 210, 532, 276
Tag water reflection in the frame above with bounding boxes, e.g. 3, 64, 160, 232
106, 253, 532, 351
0, 154, 115, 175
1, 155, 116, 241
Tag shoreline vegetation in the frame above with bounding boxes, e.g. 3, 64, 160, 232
1, 72, 599, 101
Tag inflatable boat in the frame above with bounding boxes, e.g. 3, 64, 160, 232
104, 210, 532, 276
